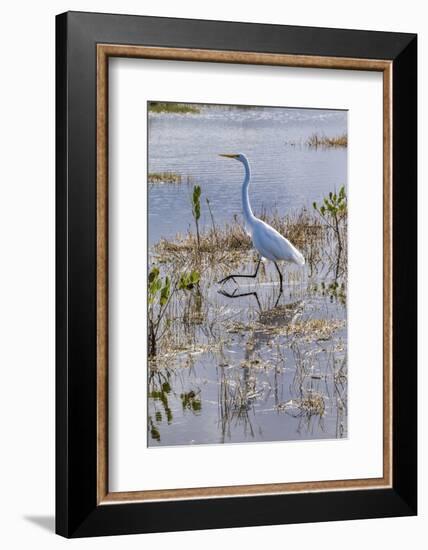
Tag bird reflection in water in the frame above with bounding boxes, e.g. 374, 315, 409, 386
218, 285, 282, 311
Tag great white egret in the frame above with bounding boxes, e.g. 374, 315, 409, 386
218, 153, 305, 292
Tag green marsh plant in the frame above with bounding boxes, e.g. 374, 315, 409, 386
148, 266, 200, 358
191, 184, 202, 249
313, 185, 347, 277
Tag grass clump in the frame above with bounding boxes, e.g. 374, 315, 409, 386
149, 102, 200, 114
306, 133, 347, 148
148, 172, 182, 184
154, 208, 325, 262
226, 316, 344, 343
286, 318, 345, 341
277, 391, 326, 417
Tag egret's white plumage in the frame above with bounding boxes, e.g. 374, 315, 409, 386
251, 218, 305, 265
218, 153, 305, 290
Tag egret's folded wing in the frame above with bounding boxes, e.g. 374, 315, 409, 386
258, 222, 305, 265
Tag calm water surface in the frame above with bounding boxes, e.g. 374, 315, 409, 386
148, 106, 347, 245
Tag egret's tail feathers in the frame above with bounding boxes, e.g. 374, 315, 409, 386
293, 249, 305, 266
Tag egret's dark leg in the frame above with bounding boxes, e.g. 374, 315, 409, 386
274, 261, 283, 292
218, 258, 262, 286
274, 288, 283, 309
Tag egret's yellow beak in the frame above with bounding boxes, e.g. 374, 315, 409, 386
219, 153, 239, 159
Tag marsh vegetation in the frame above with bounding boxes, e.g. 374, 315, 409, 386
149, 101, 201, 114
147, 104, 348, 446
148, 171, 184, 184
306, 132, 348, 148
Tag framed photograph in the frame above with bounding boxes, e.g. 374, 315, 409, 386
56, 11, 417, 538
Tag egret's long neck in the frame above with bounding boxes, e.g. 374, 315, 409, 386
241, 157, 255, 227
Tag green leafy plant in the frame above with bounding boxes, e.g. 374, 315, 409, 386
313, 185, 347, 276
148, 266, 200, 357
191, 185, 201, 248
178, 270, 200, 290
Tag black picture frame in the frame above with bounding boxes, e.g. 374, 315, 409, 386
56, 11, 417, 538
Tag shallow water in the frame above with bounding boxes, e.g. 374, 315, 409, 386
148, 264, 347, 446
147, 105, 347, 447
